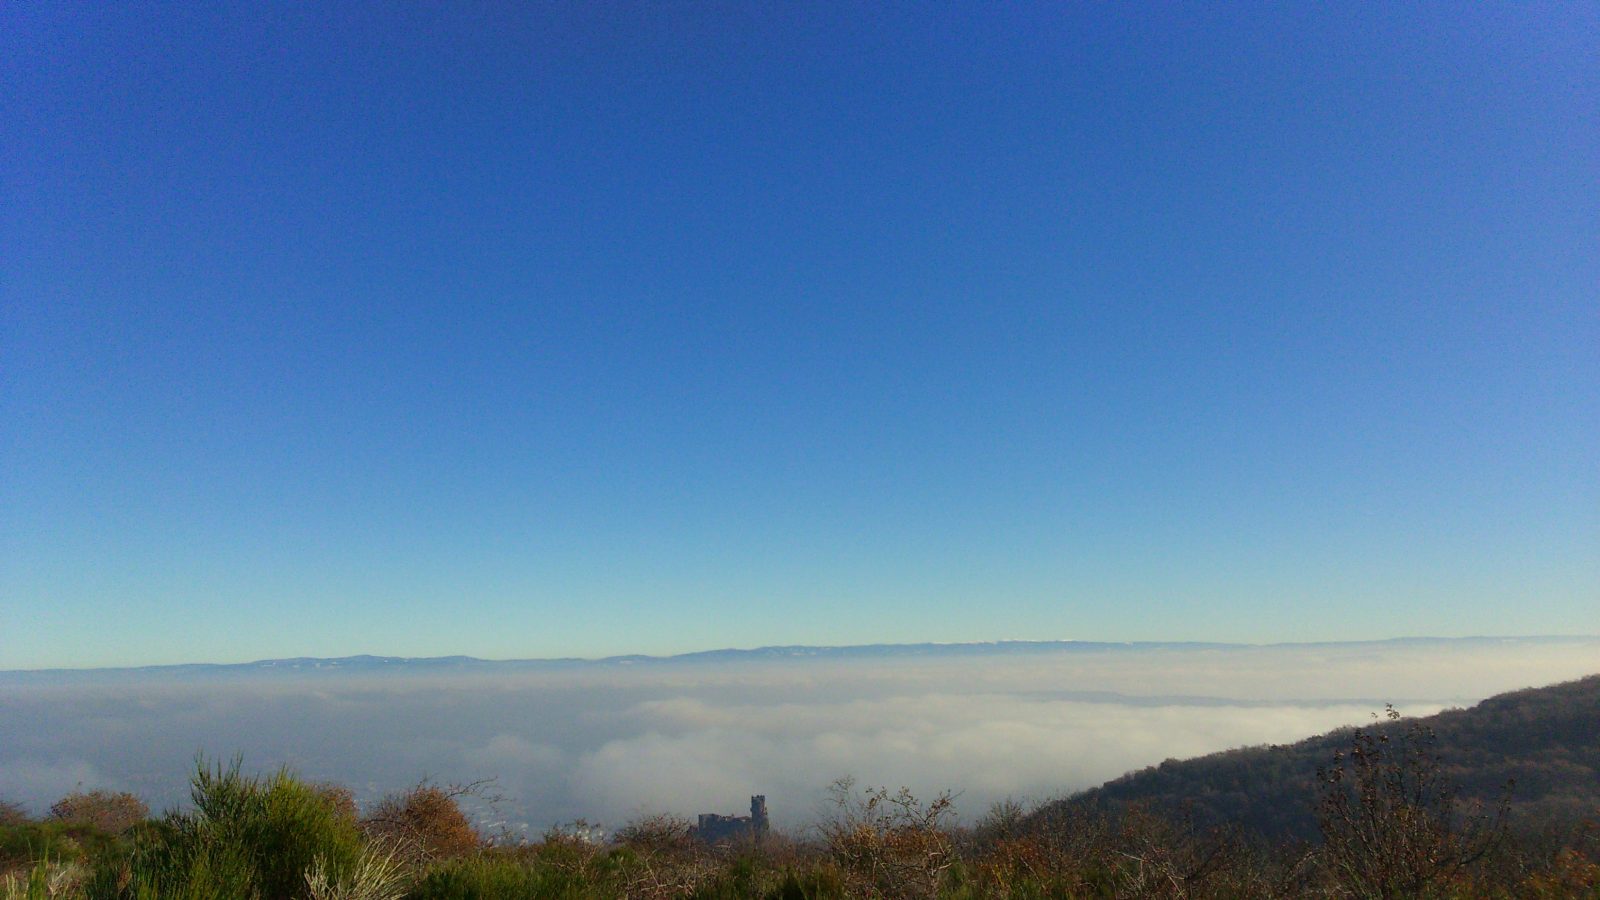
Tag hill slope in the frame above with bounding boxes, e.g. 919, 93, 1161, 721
1032, 674, 1600, 840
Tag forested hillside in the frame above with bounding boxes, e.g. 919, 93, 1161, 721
1033, 674, 1600, 840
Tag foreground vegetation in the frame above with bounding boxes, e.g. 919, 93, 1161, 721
5, 677, 1599, 898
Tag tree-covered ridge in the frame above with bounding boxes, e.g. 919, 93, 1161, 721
1036, 674, 1600, 840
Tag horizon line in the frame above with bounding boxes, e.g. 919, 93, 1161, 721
7, 633, 1597, 676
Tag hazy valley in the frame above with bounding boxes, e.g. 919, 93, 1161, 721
6, 637, 1596, 834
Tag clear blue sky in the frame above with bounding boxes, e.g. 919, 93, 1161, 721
3, 3, 1596, 669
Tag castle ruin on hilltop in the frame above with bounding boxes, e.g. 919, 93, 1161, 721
691, 795, 769, 845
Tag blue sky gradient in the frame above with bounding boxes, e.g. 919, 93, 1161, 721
4, 3, 1596, 668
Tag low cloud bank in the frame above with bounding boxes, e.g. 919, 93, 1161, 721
563, 694, 1408, 828
3, 639, 1595, 831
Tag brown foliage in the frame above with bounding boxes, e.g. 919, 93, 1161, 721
48, 789, 148, 834
821, 777, 956, 899
0, 798, 28, 826
1518, 845, 1600, 898
310, 781, 359, 822
363, 782, 481, 862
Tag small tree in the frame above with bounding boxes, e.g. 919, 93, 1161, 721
1316, 706, 1509, 899
362, 781, 481, 862
49, 790, 148, 834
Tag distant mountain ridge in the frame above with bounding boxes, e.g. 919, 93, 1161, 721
1030, 673, 1600, 840
3, 635, 1594, 683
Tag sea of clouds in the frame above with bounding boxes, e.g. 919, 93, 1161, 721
3, 639, 1596, 833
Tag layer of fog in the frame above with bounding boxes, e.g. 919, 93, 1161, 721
3, 640, 1596, 833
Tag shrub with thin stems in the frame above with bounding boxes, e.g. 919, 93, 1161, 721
613, 813, 695, 858
1316, 706, 1511, 899
820, 777, 957, 899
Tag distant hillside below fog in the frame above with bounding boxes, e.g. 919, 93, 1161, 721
1032, 673, 1600, 840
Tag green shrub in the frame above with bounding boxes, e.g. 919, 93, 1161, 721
87, 757, 365, 900
1, 821, 123, 872
1, 824, 63, 871
759, 867, 845, 900
405, 855, 592, 900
